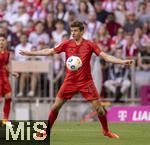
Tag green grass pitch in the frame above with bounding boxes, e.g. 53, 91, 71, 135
51, 122, 150, 145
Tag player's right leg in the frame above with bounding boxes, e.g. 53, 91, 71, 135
34, 97, 66, 138
79, 81, 119, 139
91, 100, 119, 139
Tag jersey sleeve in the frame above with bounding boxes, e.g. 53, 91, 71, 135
54, 41, 68, 54
90, 41, 102, 56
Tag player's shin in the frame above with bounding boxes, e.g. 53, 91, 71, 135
3, 98, 12, 121
97, 107, 109, 133
97, 107, 120, 139
46, 109, 58, 135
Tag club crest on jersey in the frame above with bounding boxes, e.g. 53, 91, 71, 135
68, 48, 74, 52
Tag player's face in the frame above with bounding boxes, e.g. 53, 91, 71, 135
0, 37, 7, 50
71, 27, 84, 40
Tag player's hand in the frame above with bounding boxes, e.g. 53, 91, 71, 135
123, 59, 134, 66
12, 72, 19, 77
19, 50, 31, 56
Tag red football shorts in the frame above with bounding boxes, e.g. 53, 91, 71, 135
57, 80, 100, 101
0, 77, 11, 98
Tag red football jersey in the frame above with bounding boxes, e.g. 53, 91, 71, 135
0, 51, 10, 76
54, 39, 101, 82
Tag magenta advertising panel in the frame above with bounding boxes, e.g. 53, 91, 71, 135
107, 106, 150, 122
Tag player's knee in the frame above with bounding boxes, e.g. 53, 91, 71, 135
95, 106, 105, 116
51, 104, 61, 112
5, 92, 12, 99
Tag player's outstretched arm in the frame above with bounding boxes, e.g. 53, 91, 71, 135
100, 52, 134, 65
20, 48, 56, 56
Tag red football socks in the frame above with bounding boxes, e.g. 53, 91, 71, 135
98, 110, 109, 132
3, 98, 11, 120
46, 110, 58, 135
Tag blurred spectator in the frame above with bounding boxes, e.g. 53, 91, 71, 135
137, 46, 150, 71
124, 12, 141, 34
83, 22, 92, 40
96, 24, 111, 53
6, 0, 19, 14
44, 11, 55, 39
65, 10, 77, 33
55, 1, 68, 22
0, 0, 6, 21
114, 1, 126, 26
10, 3, 30, 26
102, 0, 117, 13
137, 2, 150, 26
141, 30, 150, 48
0, 20, 13, 47
86, 0, 95, 11
4, 0, 20, 22
28, 21, 50, 49
52, 20, 67, 46
104, 48, 131, 103
125, 0, 139, 14
106, 13, 122, 37
142, 21, 150, 34
94, 1, 110, 24
63, 0, 78, 12
86, 11, 102, 40
122, 34, 138, 58
135, 34, 150, 90
32, 0, 50, 22
110, 28, 125, 55
77, 1, 89, 22
9, 22, 25, 50
15, 33, 38, 97
133, 27, 144, 48
25, 19, 35, 36
146, 0, 150, 15
22, 0, 44, 16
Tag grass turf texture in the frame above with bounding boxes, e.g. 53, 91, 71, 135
51, 122, 150, 145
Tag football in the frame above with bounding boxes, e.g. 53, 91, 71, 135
66, 56, 82, 71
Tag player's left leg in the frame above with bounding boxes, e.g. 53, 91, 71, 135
90, 99, 119, 139
46, 96, 66, 135
2, 77, 13, 126
34, 97, 66, 139
2, 92, 12, 126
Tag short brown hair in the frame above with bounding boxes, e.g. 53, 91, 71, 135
70, 21, 84, 31
0, 33, 7, 39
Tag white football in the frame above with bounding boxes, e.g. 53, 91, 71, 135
66, 56, 82, 71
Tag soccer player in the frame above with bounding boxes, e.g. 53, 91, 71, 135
0, 33, 18, 126
20, 21, 134, 139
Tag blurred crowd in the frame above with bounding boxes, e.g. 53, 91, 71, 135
0, 0, 150, 102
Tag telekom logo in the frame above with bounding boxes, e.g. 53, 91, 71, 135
118, 110, 127, 121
